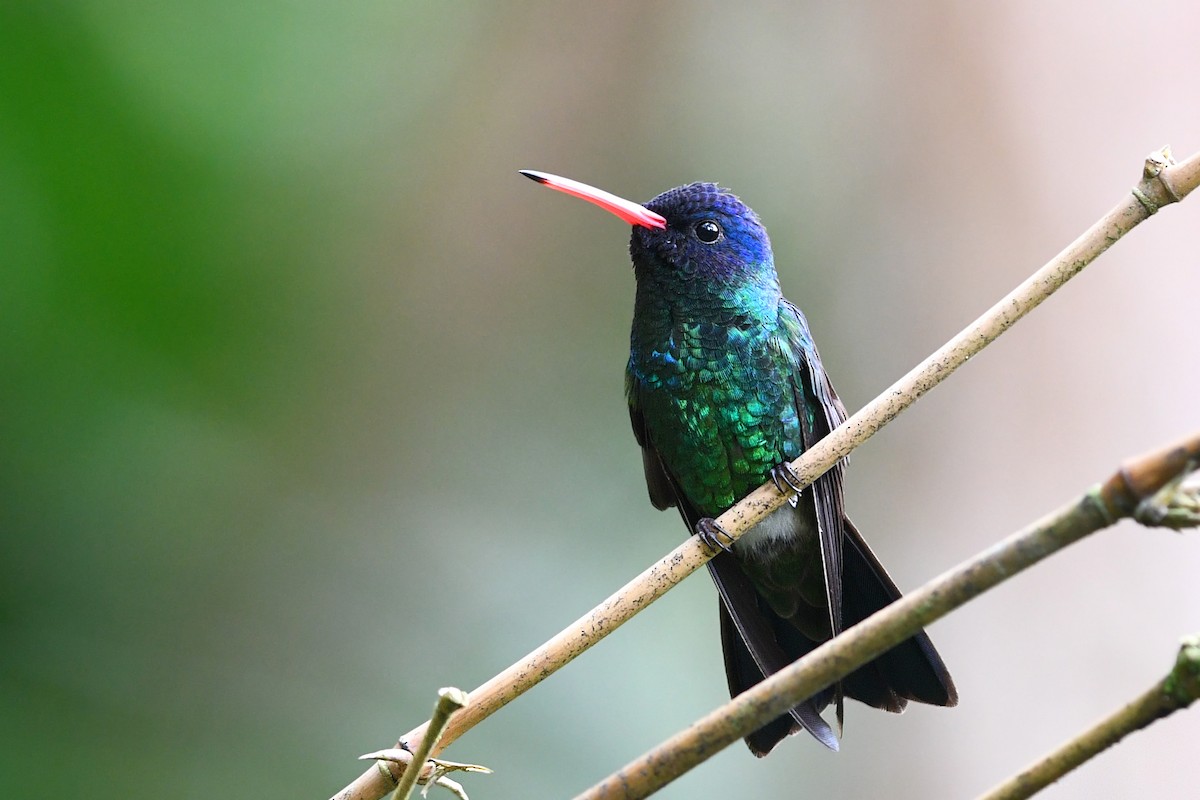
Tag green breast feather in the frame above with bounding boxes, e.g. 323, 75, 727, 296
627, 311, 807, 517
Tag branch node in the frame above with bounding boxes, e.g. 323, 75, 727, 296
1130, 186, 1160, 215
1164, 634, 1200, 708
1133, 146, 1183, 214
1142, 145, 1176, 179
376, 761, 401, 785
1158, 172, 1183, 203
1132, 458, 1200, 529
1083, 484, 1118, 527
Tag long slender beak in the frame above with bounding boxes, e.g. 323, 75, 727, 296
519, 170, 667, 230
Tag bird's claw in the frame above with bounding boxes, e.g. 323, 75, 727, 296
697, 518, 735, 554
770, 462, 804, 508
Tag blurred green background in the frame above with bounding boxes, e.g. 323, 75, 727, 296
2, 3, 1198, 798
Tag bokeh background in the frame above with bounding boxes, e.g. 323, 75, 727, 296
2, 3, 1198, 798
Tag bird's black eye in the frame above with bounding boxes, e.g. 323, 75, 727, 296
693, 220, 722, 244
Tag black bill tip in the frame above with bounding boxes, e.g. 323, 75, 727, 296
518, 169, 549, 184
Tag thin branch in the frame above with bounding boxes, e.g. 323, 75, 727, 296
978, 634, 1200, 800
388, 688, 469, 800
575, 433, 1200, 800
328, 147, 1200, 800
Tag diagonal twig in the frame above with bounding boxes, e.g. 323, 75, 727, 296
978, 634, 1200, 800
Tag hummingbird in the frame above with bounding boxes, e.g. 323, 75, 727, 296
520, 170, 957, 755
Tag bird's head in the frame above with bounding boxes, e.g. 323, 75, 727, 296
520, 171, 778, 294
633, 182, 774, 287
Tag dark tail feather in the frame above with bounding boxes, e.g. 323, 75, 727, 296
720, 605, 831, 755
709, 552, 839, 755
708, 520, 956, 756
840, 518, 958, 709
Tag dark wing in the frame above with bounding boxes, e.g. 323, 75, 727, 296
779, 302, 958, 712
628, 400, 677, 511
778, 300, 849, 638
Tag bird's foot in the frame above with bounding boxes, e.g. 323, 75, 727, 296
770, 462, 804, 508
696, 518, 735, 554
